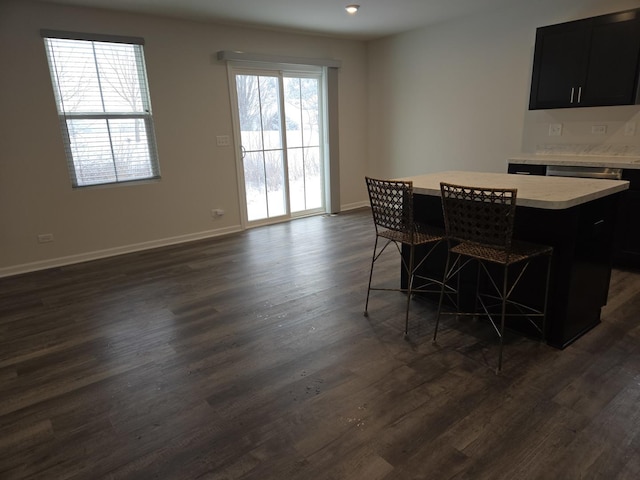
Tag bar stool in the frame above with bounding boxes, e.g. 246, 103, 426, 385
433, 182, 553, 372
364, 177, 447, 337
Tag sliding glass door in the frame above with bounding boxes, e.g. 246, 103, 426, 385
231, 67, 325, 224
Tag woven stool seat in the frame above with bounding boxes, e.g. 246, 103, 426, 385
450, 239, 553, 265
379, 227, 444, 246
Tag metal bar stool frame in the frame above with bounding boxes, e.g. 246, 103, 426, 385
364, 177, 451, 337
434, 182, 553, 373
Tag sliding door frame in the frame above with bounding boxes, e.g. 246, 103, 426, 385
226, 60, 337, 229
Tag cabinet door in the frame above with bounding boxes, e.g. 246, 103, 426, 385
529, 21, 590, 109
507, 163, 547, 176
529, 9, 640, 110
582, 14, 640, 106
613, 170, 640, 268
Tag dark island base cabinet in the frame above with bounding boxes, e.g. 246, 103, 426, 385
614, 169, 640, 269
508, 163, 640, 269
408, 192, 622, 349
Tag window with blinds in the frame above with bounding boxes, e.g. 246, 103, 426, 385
42, 31, 160, 187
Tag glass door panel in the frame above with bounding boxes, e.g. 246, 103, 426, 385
284, 76, 322, 214
236, 74, 285, 221
233, 69, 324, 224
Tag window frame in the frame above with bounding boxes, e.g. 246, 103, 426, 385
41, 30, 161, 188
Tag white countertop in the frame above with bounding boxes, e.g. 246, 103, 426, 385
397, 171, 629, 210
509, 154, 640, 169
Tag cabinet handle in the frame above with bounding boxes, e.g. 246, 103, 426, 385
578, 86, 582, 103
570, 87, 575, 103
514, 171, 531, 175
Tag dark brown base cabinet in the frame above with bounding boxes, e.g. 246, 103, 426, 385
508, 163, 640, 269
408, 191, 622, 349
614, 169, 640, 269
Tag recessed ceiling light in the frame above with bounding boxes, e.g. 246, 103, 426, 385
345, 4, 360, 15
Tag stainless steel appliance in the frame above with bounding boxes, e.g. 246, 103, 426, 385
545, 165, 623, 180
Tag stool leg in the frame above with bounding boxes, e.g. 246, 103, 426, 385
364, 236, 379, 317
497, 265, 509, 373
473, 261, 481, 319
434, 247, 452, 342
404, 244, 415, 337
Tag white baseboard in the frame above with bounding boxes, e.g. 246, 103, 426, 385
340, 201, 369, 211
1, 204, 371, 278
0, 225, 243, 278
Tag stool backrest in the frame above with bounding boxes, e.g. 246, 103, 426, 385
440, 182, 517, 249
365, 177, 413, 234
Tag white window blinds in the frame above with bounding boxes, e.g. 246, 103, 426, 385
42, 31, 160, 187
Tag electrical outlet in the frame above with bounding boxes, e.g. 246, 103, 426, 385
211, 209, 225, 218
548, 123, 562, 136
38, 233, 54, 243
625, 122, 636, 136
591, 125, 607, 135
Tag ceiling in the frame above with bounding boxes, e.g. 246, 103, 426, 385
36, 0, 526, 41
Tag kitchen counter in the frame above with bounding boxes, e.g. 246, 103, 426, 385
397, 170, 629, 209
508, 153, 640, 169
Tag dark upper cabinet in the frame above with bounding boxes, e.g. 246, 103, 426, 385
529, 9, 640, 110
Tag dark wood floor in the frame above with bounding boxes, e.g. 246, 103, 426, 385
1, 208, 640, 479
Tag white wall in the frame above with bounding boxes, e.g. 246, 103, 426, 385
367, 0, 640, 179
0, 0, 368, 275
5, 0, 640, 276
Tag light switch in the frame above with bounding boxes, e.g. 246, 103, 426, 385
216, 135, 230, 146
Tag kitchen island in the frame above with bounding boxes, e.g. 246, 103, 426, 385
397, 171, 629, 348
508, 154, 640, 268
